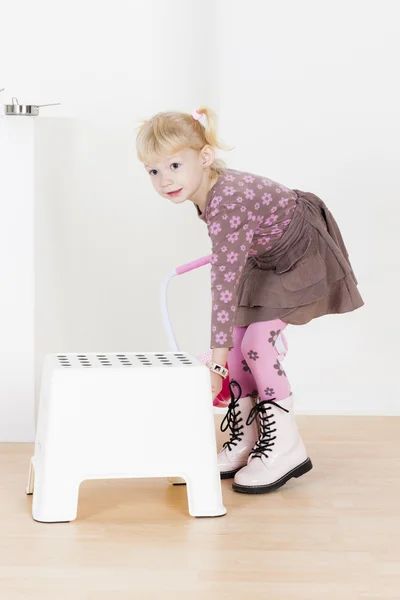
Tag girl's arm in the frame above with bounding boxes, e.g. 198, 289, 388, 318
208, 199, 255, 351
212, 347, 229, 368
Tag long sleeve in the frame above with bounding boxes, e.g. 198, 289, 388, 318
207, 198, 256, 349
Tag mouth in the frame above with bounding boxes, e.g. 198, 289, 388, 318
166, 188, 183, 198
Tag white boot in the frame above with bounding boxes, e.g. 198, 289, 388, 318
232, 395, 312, 493
217, 381, 259, 479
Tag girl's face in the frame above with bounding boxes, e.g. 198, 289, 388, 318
144, 147, 214, 205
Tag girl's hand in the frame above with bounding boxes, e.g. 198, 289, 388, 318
210, 370, 224, 400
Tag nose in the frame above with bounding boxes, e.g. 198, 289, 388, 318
161, 174, 173, 188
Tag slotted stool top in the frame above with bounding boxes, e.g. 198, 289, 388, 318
52, 352, 201, 370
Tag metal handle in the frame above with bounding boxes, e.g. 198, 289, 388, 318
37, 103, 61, 108
161, 270, 180, 351
161, 256, 211, 351
11, 97, 60, 108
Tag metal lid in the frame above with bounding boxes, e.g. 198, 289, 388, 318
4, 97, 60, 116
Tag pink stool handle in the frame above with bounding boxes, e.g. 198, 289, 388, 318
175, 254, 211, 275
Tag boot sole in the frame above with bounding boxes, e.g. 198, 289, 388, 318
173, 468, 240, 485
220, 468, 241, 480
232, 457, 313, 494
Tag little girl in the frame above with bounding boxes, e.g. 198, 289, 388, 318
136, 107, 364, 495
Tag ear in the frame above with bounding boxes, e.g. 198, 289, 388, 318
200, 145, 215, 168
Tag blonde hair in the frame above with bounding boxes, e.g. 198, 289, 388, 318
135, 107, 232, 179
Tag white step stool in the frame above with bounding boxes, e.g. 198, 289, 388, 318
26, 352, 227, 521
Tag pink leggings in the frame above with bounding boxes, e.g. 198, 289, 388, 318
228, 319, 291, 402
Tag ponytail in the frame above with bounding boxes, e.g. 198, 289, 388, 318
195, 107, 232, 152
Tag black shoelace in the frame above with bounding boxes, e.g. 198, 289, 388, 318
220, 380, 245, 452
246, 399, 289, 459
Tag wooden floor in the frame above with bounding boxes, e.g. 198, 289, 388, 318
1, 416, 399, 600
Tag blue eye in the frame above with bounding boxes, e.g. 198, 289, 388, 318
149, 169, 158, 176
171, 163, 180, 170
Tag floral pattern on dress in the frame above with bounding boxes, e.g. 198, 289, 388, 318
200, 168, 298, 348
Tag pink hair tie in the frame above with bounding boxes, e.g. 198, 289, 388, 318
192, 110, 208, 128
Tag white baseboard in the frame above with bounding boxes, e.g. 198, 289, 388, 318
296, 408, 400, 416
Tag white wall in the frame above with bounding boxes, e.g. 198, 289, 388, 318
0, 0, 399, 441
1, 0, 218, 442
215, 0, 400, 414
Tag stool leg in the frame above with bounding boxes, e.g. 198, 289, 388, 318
26, 457, 35, 495
32, 476, 80, 523
185, 468, 227, 518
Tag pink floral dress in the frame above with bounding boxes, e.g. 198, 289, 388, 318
197, 168, 298, 348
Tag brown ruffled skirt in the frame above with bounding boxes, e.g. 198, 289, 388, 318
235, 189, 364, 327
